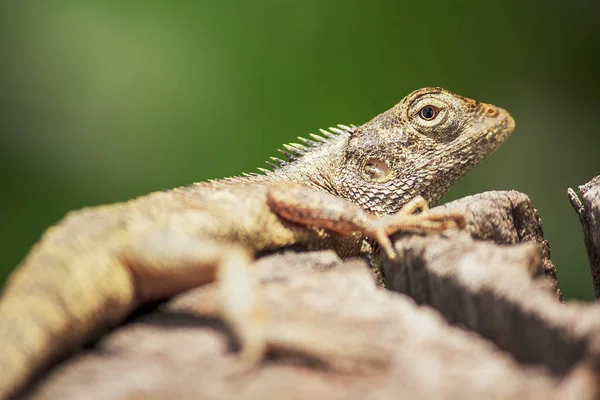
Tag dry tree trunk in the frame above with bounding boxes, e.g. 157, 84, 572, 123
19, 180, 600, 400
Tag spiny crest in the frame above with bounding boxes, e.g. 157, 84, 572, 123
261, 124, 355, 173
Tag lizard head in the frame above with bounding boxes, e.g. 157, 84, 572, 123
337, 87, 515, 214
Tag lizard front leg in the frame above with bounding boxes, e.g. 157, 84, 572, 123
266, 183, 465, 259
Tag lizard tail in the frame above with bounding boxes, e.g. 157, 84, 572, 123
0, 237, 136, 399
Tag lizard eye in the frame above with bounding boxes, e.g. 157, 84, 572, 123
419, 105, 438, 121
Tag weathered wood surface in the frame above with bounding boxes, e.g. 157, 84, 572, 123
385, 191, 600, 376
569, 176, 600, 299
20, 189, 600, 400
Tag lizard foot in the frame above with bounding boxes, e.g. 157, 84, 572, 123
363, 196, 465, 259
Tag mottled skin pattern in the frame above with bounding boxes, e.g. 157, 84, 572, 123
0, 87, 514, 399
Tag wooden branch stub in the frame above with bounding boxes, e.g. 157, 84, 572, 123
436, 190, 562, 300
383, 190, 600, 390
569, 175, 600, 299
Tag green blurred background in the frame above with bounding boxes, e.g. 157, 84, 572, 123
1, 1, 599, 299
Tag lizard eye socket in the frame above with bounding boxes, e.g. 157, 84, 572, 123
419, 105, 438, 121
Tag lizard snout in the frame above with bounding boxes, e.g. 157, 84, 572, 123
481, 103, 515, 131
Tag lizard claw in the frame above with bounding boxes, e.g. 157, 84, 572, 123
374, 230, 398, 260
364, 209, 466, 260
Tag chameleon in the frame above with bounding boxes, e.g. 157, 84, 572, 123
0, 87, 514, 398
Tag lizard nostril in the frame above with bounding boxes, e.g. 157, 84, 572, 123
486, 107, 498, 117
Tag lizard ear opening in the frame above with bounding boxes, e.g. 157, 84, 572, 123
363, 158, 390, 181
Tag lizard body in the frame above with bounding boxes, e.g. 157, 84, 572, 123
0, 87, 514, 398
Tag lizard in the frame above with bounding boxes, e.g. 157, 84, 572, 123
0, 87, 515, 399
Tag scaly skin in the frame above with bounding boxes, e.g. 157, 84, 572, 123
0, 87, 514, 399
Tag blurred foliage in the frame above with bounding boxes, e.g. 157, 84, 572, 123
0, 1, 599, 299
